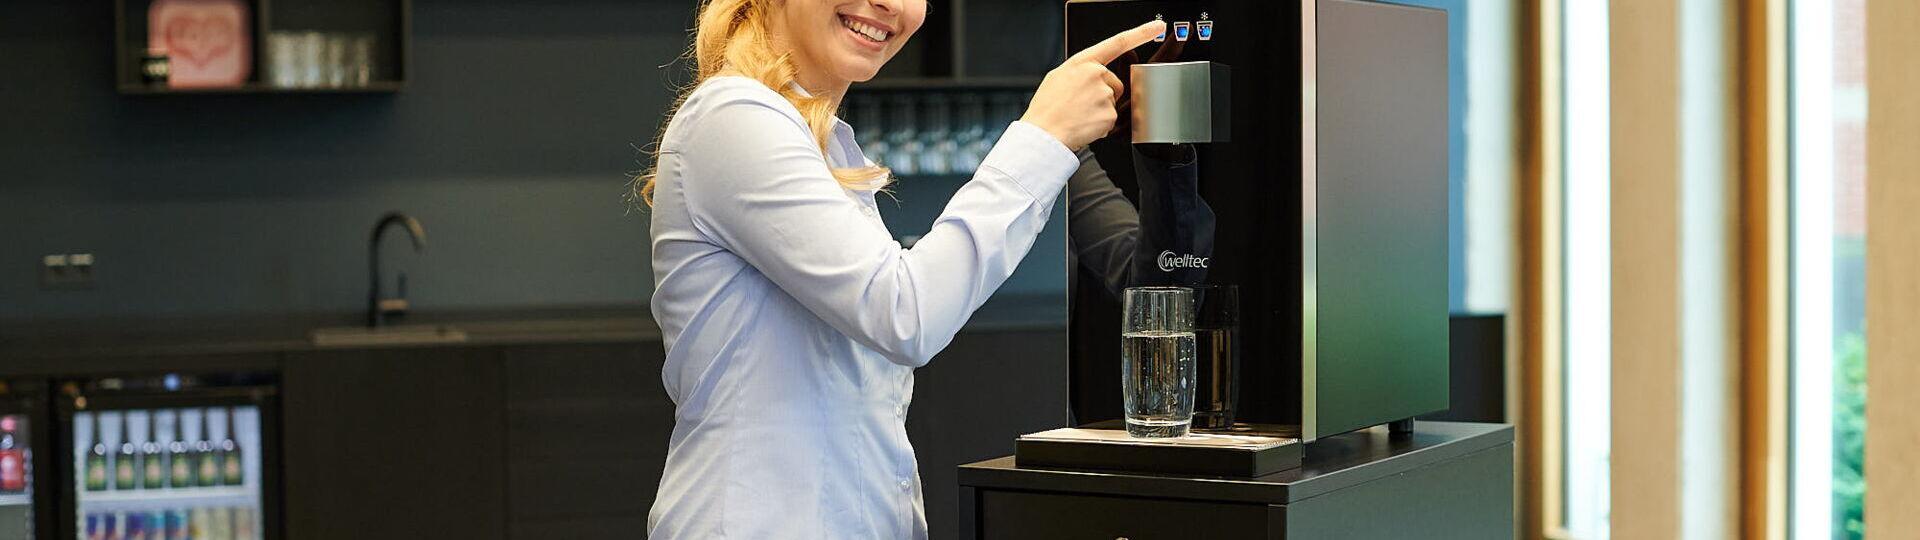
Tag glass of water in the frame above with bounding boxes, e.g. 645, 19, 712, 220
1121, 286, 1197, 438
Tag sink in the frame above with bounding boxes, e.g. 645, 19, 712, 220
309, 324, 469, 348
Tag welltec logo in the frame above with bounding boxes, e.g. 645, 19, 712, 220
1156, 251, 1210, 272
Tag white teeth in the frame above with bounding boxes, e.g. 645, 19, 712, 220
842, 17, 889, 42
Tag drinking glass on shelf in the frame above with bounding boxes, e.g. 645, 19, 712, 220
346, 33, 375, 86
955, 93, 988, 173
322, 33, 348, 87
887, 94, 920, 176
987, 92, 1024, 146
917, 93, 952, 175
1121, 286, 1197, 438
267, 32, 299, 88
848, 95, 890, 168
298, 31, 325, 87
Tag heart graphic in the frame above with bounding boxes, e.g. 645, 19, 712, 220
163, 14, 238, 68
148, 0, 251, 87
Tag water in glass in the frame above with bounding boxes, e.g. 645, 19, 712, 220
1122, 330, 1197, 437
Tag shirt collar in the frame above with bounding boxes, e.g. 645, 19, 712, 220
787, 83, 857, 145
789, 83, 855, 131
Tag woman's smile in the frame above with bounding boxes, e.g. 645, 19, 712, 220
781, 0, 923, 86
839, 13, 894, 50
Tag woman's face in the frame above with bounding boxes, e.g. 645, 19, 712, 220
775, 0, 926, 87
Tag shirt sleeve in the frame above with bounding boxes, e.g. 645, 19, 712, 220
675, 92, 1079, 367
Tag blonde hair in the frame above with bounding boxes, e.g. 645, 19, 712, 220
632, 0, 890, 207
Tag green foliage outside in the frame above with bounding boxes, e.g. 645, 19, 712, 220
1833, 331, 1865, 539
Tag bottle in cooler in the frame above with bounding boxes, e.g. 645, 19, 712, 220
116, 413, 138, 490
100, 512, 120, 540
165, 508, 189, 540
144, 511, 165, 540
124, 512, 147, 540
219, 408, 242, 486
189, 506, 211, 540
0, 415, 25, 492
195, 410, 217, 488
232, 506, 255, 540
142, 413, 165, 490
168, 411, 192, 488
207, 506, 232, 540
86, 415, 109, 491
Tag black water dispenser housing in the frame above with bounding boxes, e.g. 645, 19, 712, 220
1065, 0, 1450, 443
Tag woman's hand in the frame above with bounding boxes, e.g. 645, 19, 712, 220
1021, 20, 1167, 151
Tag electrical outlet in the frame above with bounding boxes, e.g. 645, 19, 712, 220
40, 253, 96, 290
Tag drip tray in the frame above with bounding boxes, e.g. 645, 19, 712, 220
1015, 422, 1303, 477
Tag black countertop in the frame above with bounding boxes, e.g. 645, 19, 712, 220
0, 293, 1066, 364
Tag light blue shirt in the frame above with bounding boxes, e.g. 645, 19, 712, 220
645, 76, 1079, 538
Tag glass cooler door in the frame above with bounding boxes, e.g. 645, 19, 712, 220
58, 374, 277, 540
0, 377, 48, 540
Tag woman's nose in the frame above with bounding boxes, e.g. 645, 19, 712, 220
869, 0, 899, 14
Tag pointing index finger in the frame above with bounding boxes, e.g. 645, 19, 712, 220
1069, 20, 1167, 66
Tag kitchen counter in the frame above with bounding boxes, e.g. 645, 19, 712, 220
0, 293, 1065, 368
0, 295, 1070, 538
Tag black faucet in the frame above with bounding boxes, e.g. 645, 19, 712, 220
368, 212, 427, 328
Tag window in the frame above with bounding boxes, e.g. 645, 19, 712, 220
1560, 0, 1610, 538
1788, 1, 1868, 538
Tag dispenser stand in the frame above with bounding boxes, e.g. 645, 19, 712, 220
960, 422, 1513, 539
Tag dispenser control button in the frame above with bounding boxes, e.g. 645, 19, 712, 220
1173, 22, 1191, 41
1197, 20, 1214, 40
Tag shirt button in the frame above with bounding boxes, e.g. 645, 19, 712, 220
898, 479, 911, 490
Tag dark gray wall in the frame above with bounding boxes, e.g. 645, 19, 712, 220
0, 0, 1473, 321
0, 0, 1069, 322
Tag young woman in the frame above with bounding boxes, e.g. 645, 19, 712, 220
639, 0, 1161, 536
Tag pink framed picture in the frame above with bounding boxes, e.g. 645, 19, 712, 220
148, 0, 252, 88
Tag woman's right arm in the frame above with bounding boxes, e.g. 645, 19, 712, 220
675, 21, 1166, 367
678, 93, 1077, 367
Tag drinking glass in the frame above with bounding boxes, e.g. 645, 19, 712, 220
1121, 286, 1197, 438
954, 93, 988, 173
267, 33, 299, 88
297, 32, 324, 87
346, 33, 375, 86
848, 95, 890, 167
322, 33, 348, 87
917, 93, 952, 175
986, 93, 1018, 146
1190, 284, 1241, 430
886, 95, 919, 175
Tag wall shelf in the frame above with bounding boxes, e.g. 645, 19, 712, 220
117, 81, 405, 95
113, 0, 411, 95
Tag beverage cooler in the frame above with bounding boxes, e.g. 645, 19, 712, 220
1, 378, 52, 540
55, 373, 279, 540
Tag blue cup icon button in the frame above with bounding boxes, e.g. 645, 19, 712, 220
1173, 22, 1191, 41
1197, 20, 1214, 40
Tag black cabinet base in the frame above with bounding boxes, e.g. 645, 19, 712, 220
959, 422, 1513, 539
